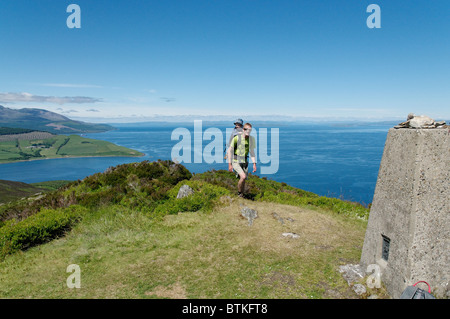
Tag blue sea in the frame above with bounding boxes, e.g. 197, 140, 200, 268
0, 121, 393, 206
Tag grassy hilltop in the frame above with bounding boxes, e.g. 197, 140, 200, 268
0, 160, 385, 299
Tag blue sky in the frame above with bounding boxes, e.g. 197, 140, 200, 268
0, 0, 449, 122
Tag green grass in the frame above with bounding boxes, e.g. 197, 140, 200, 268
192, 170, 370, 220
30, 180, 72, 191
0, 135, 143, 163
0, 161, 382, 299
0, 202, 373, 298
0, 141, 22, 161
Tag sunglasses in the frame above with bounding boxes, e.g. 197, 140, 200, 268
243, 128, 252, 131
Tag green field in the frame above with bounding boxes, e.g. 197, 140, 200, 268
0, 134, 144, 163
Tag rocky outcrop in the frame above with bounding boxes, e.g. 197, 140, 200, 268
240, 206, 258, 226
176, 185, 195, 199
395, 113, 447, 129
338, 264, 368, 296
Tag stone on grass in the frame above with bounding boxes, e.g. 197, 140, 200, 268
338, 264, 364, 285
176, 185, 194, 199
241, 206, 258, 226
282, 232, 300, 239
352, 284, 367, 296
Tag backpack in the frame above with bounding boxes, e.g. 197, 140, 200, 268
224, 127, 243, 157
228, 127, 243, 146
400, 281, 436, 299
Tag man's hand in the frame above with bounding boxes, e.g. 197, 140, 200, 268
252, 163, 257, 173
228, 164, 233, 172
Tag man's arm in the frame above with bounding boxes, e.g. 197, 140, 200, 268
227, 136, 236, 172
227, 147, 234, 172
250, 136, 257, 172
250, 148, 257, 172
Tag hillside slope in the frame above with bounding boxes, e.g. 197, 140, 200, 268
0, 180, 46, 204
0, 180, 72, 204
0, 161, 382, 299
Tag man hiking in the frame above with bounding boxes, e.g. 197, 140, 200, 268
227, 122, 257, 197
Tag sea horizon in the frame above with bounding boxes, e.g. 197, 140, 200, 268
0, 120, 396, 206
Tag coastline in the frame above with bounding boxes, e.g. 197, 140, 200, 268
0, 152, 146, 165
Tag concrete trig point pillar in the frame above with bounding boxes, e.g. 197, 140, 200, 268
360, 123, 449, 299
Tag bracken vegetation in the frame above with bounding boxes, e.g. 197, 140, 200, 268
0, 160, 369, 261
0, 205, 87, 258
192, 170, 369, 220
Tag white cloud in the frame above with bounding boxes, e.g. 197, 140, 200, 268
40, 83, 104, 88
160, 97, 176, 103
0, 92, 102, 105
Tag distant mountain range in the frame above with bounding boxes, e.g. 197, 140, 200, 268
0, 105, 113, 134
